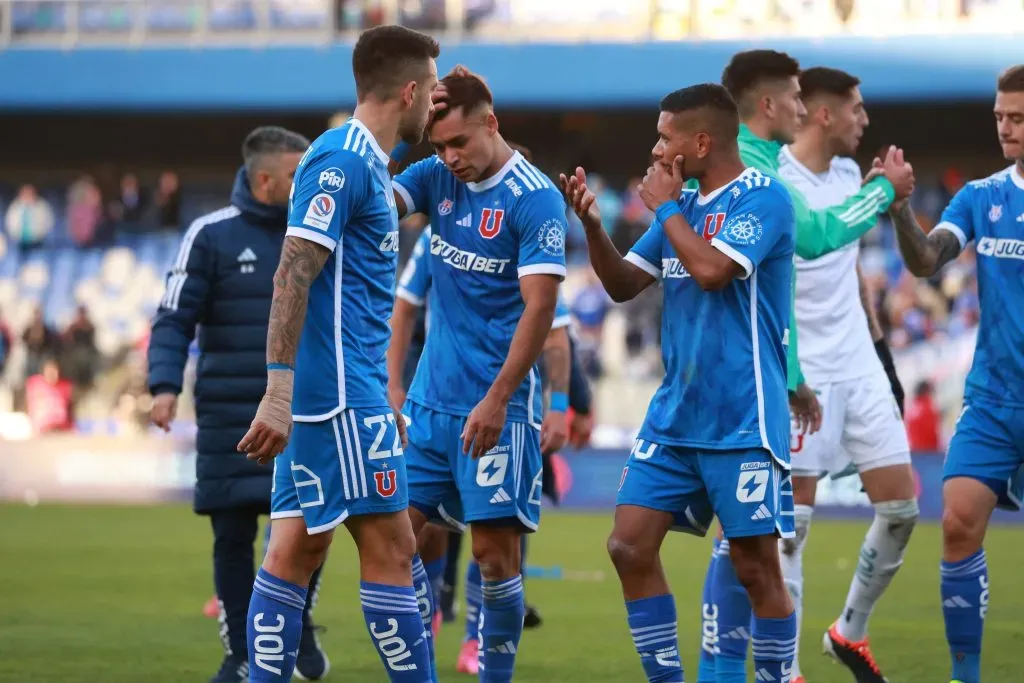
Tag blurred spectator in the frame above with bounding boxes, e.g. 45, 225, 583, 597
906, 380, 942, 453
151, 170, 182, 230
611, 180, 652, 254
4, 184, 54, 249
25, 358, 74, 434
61, 305, 98, 389
571, 269, 613, 378
23, 307, 60, 377
66, 175, 104, 247
0, 308, 13, 376
111, 173, 148, 225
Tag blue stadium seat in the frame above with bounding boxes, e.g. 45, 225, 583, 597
79, 2, 133, 32
44, 248, 78, 326
209, 1, 256, 30
12, 2, 68, 33
0, 249, 22, 279
270, 0, 328, 29
145, 2, 198, 31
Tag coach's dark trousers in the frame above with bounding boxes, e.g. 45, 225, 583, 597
210, 506, 323, 659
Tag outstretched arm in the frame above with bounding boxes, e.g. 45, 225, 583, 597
561, 167, 655, 302
890, 202, 962, 278
238, 236, 330, 464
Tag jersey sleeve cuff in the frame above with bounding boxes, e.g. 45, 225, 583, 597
552, 314, 572, 329
518, 263, 566, 279
392, 181, 416, 215
711, 238, 753, 279
624, 251, 661, 279
286, 226, 337, 252
933, 221, 968, 250
396, 287, 425, 307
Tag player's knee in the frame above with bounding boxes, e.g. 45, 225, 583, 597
874, 498, 919, 547
471, 527, 520, 580
942, 503, 985, 554
606, 532, 653, 576
264, 529, 331, 581
780, 504, 813, 558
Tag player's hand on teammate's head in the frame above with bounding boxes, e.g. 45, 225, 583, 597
559, 167, 602, 230
427, 65, 468, 125
150, 393, 178, 432
879, 145, 916, 202
540, 410, 568, 456
638, 155, 684, 212
789, 383, 823, 436
461, 391, 508, 458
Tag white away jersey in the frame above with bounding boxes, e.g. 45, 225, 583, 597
286, 118, 399, 420
778, 147, 882, 382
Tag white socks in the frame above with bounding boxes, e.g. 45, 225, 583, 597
779, 503, 813, 676
836, 499, 919, 642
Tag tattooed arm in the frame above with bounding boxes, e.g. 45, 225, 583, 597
238, 236, 330, 464
857, 264, 884, 342
890, 202, 962, 278
540, 326, 571, 455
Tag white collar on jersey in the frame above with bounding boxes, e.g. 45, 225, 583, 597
780, 144, 830, 187
1012, 163, 1024, 191
347, 117, 391, 166
466, 150, 524, 193
696, 168, 754, 205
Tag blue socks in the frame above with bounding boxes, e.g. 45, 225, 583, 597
697, 539, 720, 683
411, 555, 438, 682
424, 557, 447, 609
626, 594, 684, 683
752, 613, 797, 683
711, 540, 751, 682
247, 568, 307, 682
942, 549, 988, 683
464, 559, 483, 643
360, 580, 433, 682
479, 575, 526, 683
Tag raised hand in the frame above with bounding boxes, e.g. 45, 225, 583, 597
638, 155, 685, 212
559, 167, 602, 232
879, 145, 915, 202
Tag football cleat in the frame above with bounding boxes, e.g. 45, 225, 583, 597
823, 622, 888, 682
209, 655, 247, 683
293, 624, 330, 681
456, 638, 479, 675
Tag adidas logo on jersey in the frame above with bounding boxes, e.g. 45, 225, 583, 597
489, 487, 511, 504
750, 503, 772, 521
943, 595, 972, 608
237, 247, 257, 273
456, 214, 472, 228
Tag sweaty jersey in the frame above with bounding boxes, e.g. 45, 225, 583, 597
778, 147, 882, 382
934, 164, 1024, 406
393, 151, 568, 426
286, 118, 399, 420
396, 225, 572, 330
626, 168, 795, 463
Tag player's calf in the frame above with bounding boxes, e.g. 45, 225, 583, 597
729, 535, 797, 683
471, 523, 527, 683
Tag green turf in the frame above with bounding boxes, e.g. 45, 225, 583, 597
1, 504, 1021, 682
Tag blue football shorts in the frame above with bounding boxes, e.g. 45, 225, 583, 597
271, 406, 408, 534
404, 401, 543, 533
944, 397, 1024, 511
616, 440, 795, 540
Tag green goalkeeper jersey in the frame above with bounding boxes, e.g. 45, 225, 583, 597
688, 124, 894, 390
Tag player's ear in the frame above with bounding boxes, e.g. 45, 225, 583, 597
399, 80, 417, 110
486, 110, 499, 136
694, 132, 712, 160
760, 93, 775, 120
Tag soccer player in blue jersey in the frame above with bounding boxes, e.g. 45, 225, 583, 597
235, 26, 440, 683
886, 65, 1024, 683
387, 223, 574, 674
390, 69, 568, 682
562, 83, 797, 683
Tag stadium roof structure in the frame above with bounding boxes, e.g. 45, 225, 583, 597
0, 35, 1017, 111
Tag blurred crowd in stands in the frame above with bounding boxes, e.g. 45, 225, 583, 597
0, 162, 977, 449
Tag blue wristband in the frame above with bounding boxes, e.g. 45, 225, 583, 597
267, 363, 294, 372
390, 141, 411, 163
549, 392, 569, 412
655, 200, 682, 225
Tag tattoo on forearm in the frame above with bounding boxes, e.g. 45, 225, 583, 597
543, 341, 571, 395
267, 237, 330, 366
890, 203, 961, 277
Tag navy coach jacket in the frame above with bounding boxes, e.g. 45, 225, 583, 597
148, 169, 284, 514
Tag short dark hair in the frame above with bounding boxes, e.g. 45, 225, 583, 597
660, 83, 740, 140
433, 67, 494, 123
997, 64, 1024, 93
352, 25, 440, 101
721, 50, 801, 113
242, 126, 310, 178
799, 67, 860, 101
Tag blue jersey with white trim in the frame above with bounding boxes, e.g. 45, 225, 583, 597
286, 118, 399, 420
396, 225, 571, 329
393, 151, 568, 425
934, 164, 1024, 406
626, 168, 795, 462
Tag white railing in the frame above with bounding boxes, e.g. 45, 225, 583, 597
1, 0, 1022, 49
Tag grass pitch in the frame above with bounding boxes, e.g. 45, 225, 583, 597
1, 504, 1022, 682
